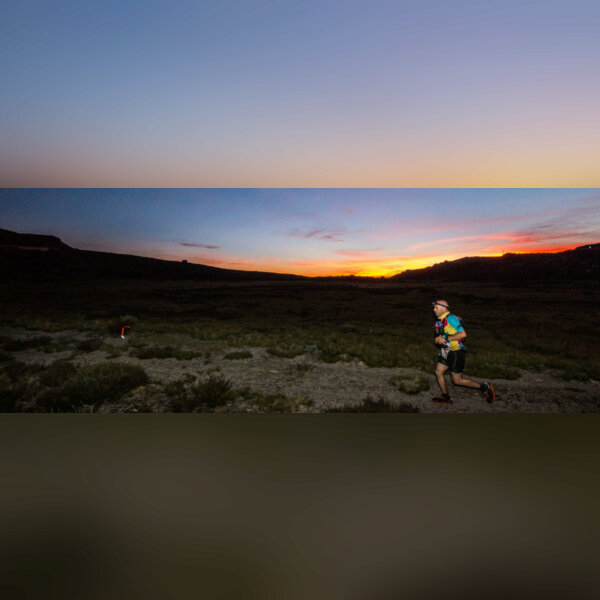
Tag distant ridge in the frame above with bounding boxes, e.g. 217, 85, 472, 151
392, 245, 600, 282
0, 228, 305, 281
0, 228, 71, 251
1, 228, 598, 282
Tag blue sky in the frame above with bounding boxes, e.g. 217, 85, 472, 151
1, 1, 599, 186
1, 189, 598, 275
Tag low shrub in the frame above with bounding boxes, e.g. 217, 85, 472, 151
169, 374, 234, 412
319, 347, 343, 363
192, 374, 234, 409
164, 379, 189, 410
63, 362, 149, 406
1, 361, 43, 383
39, 360, 77, 387
326, 396, 420, 413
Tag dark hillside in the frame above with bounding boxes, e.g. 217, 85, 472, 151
0, 229, 304, 282
393, 246, 600, 282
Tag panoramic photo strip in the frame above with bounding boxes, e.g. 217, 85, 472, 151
1, 188, 598, 413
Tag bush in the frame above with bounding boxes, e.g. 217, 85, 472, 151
63, 362, 149, 406
319, 346, 343, 363
192, 374, 234, 409
169, 374, 234, 412
1, 361, 43, 383
164, 379, 189, 410
39, 360, 77, 387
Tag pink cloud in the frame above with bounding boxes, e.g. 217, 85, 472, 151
409, 233, 517, 251
372, 207, 569, 241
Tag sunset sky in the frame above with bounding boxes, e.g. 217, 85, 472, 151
2, 189, 598, 276
1, 1, 599, 187
2, 3, 598, 275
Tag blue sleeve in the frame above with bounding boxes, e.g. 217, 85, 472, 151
447, 314, 464, 332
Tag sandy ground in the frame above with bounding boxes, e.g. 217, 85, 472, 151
2, 327, 599, 413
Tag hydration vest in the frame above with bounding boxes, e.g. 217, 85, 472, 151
434, 314, 466, 350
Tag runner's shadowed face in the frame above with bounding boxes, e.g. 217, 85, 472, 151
432, 302, 449, 318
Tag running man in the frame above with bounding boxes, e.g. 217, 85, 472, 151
432, 299, 495, 405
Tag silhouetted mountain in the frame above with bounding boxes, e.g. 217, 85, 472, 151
0, 228, 71, 250
392, 245, 600, 282
2, 228, 598, 283
0, 229, 304, 282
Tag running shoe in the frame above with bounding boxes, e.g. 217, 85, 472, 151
432, 394, 453, 405
482, 383, 495, 403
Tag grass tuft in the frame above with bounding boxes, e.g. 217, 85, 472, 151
266, 343, 305, 358
192, 374, 234, 409
169, 374, 235, 412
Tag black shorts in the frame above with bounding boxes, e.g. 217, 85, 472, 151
437, 348, 466, 373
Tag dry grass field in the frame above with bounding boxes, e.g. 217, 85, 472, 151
1, 278, 598, 412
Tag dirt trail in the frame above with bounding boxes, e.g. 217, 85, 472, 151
2, 327, 599, 413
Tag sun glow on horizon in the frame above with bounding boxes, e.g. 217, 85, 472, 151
1, 189, 598, 279
180, 244, 583, 278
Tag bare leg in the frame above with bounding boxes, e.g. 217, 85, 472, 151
450, 372, 481, 389
435, 363, 449, 394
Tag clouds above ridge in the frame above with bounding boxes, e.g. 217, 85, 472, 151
180, 242, 220, 249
